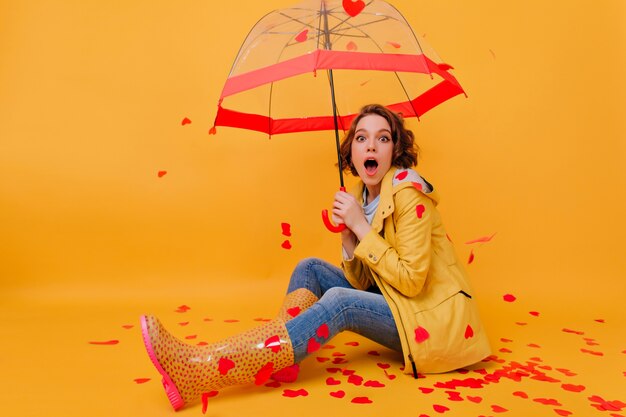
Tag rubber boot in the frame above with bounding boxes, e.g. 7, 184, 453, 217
276, 288, 318, 322
140, 315, 294, 411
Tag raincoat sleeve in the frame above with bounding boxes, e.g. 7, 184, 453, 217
342, 254, 375, 290
353, 187, 432, 297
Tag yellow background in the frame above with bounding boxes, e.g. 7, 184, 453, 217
1, 1, 624, 416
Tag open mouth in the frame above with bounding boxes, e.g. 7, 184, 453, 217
364, 158, 378, 176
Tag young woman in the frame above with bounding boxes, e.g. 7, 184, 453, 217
140, 104, 490, 410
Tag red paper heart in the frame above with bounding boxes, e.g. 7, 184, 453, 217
594, 318, 605, 323
332, 357, 348, 364
351, 396, 373, 404
464, 324, 474, 339
528, 343, 541, 348
433, 404, 449, 413
368, 350, 380, 356
295, 29, 308, 43
181, 117, 191, 126
580, 348, 603, 356
384, 371, 397, 380
414, 326, 430, 343
89, 340, 119, 345
529, 311, 540, 316
281, 240, 292, 250
322, 344, 335, 349
348, 374, 363, 386
208, 126, 216, 135
283, 388, 308, 397
185, 334, 197, 340
562, 328, 584, 335
178, 321, 189, 326
377, 363, 391, 369
326, 377, 341, 385
287, 307, 300, 317
254, 362, 274, 385
281, 222, 291, 236
467, 396, 482, 403
200, 391, 218, 414
122, 324, 134, 329
223, 319, 239, 323
345, 341, 359, 346
395, 171, 408, 181
500, 338, 513, 343
157, 170, 167, 178
503, 294, 516, 302
307, 338, 321, 353
419, 387, 434, 394
175, 305, 191, 312
330, 390, 345, 398
264, 335, 281, 353
342, 0, 365, 17
534, 398, 562, 406
364, 379, 385, 388
513, 391, 529, 399
133, 378, 151, 384
468, 249, 475, 264
446, 391, 463, 401
415, 204, 425, 219
332, 352, 346, 357
554, 410, 573, 416
316, 357, 330, 362
346, 41, 357, 51
317, 323, 330, 339
218, 357, 235, 375
491, 405, 508, 413
387, 41, 402, 48
555, 368, 577, 376
464, 233, 496, 244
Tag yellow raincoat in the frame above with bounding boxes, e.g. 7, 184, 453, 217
342, 167, 491, 375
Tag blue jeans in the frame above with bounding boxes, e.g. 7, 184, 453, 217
284, 258, 402, 362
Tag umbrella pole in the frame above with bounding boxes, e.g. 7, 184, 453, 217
328, 69, 344, 189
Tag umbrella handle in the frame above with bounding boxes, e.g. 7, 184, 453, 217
321, 187, 347, 233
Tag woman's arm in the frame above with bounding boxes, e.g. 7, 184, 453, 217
353, 187, 433, 297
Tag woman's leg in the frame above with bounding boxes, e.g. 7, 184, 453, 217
285, 286, 402, 363
277, 258, 353, 322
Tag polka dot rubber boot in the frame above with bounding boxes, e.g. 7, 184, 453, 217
276, 288, 318, 322
140, 315, 294, 411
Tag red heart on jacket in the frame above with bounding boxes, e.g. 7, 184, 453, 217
342, 0, 365, 17
464, 324, 474, 339
412, 182, 423, 191
415, 204, 425, 219
414, 326, 430, 343
295, 29, 308, 42
395, 170, 408, 181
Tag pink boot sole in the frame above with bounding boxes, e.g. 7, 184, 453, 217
140, 315, 185, 411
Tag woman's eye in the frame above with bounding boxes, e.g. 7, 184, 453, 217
355, 135, 366, 142
379, 136, 390, 142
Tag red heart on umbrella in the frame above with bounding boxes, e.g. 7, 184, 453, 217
295, 29, 308, 43
342, 0, 365, 17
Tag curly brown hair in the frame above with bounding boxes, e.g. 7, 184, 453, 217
339, 104, 419, 176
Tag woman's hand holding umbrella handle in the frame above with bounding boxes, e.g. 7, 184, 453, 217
322, 187, 347, 233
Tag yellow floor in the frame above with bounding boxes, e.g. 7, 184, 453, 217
2, 278, 623, 417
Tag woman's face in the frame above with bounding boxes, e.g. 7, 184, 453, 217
350, 114, 394, 190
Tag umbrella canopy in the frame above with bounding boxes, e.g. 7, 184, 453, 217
212, 0, 465, 136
